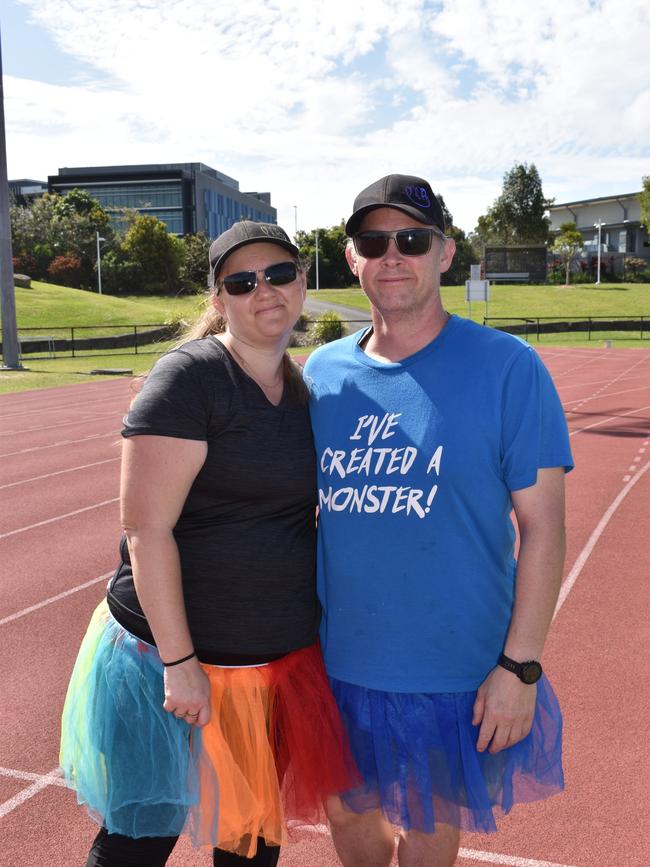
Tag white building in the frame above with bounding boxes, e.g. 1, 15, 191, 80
549, 192, 649, 278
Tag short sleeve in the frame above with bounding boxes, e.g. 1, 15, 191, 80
122, 349, 211, 441
500, 347, 574, 491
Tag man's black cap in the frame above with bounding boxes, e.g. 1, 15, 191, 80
345, 174, 445, 236
208, 221, 299, 286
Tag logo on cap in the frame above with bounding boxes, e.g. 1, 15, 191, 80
260, 225, 288, 240
404, 185, 431, 210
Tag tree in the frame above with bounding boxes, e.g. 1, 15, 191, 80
550, 222, 584, 286
181, 232, 211, 292
295, 223, 354, 289
474, 163, 553, 245
121, 214, 187, 293
10, 189, 113, 287
440, 225, 475, 286
435, 193, 454, 231
639, 176, 650, 232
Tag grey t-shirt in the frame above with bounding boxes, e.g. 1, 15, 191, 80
108, 337, 319, 661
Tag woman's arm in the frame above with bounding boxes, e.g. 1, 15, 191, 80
121, 434, 212, 725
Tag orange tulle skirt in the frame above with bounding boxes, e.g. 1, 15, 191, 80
190, 645, 359, 856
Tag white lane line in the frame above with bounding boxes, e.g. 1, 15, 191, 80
290, 824, 575, 867
0, 389, 131, 420
0, 498, 119, 540
0, 430, 119, 458
0, 458, 120, 490
563, 383, 650, 406
0, 767, 65, 819
568, 404, 650, 437
0, 572, 112, 627
554, 461, 649, 617
456, 849, 576, 867
0, 410, 120, 437
0, 766, 66, 787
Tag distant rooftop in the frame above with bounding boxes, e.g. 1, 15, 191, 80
56, 163, 240, 191
550, 191, 641, 209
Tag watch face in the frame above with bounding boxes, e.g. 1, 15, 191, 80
521, 662, 543, 684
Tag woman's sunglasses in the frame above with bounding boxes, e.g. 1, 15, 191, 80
218, 261, 298, 296
352, 228, 445, 259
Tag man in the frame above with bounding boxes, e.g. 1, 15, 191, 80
304, 174, 573, 867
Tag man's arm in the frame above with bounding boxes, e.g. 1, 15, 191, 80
473, 466, 566, 753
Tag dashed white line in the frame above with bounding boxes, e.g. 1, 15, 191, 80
0, 498, 119, 540
568, 404, 650, 438
0, 572, 112, 627
554, 461, 649, 617
563, 383, 650, 407
0, 458, 120, 490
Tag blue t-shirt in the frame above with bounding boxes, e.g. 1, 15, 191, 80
304, 315, 574, 693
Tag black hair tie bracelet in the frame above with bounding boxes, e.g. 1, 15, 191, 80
162, 651, 197, 667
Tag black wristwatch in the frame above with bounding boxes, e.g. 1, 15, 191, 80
498, 653, 543, 684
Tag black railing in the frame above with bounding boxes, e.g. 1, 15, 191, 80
483, 316, 648, 341
1, 324, 178, 359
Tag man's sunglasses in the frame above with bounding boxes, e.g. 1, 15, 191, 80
352, 228, 446, 259
218, 261, 298, 296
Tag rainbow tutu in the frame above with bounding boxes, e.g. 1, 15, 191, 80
60, 602, 358, 857
330, 675, 564, 834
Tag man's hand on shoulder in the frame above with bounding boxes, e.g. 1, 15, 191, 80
472, 666, 536, 754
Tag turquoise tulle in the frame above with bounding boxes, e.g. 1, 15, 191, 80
60, 603, 200, 838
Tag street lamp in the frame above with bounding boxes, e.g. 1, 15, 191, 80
96, 231, 105, 295
594, 219, 606, 285
292, 205, 298, 239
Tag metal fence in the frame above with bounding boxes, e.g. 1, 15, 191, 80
1, 324, 178, 360
483, 316, 648, 342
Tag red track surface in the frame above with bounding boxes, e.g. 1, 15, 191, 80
1, 348, 649, 867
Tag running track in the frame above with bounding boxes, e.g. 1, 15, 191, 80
1, 347, 649, 867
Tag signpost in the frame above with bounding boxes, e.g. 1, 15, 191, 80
465, 264, 490, 320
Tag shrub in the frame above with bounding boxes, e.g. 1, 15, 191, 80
627, 267, 650, 283
294, 312, 311, 332
47, 254, 84, 288
13, 253, 37, 275
312, 311, 344, 343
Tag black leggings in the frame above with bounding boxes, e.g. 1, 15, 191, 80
85, 827, 280, 867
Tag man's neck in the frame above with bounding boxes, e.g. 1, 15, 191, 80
363, 303, 450, 363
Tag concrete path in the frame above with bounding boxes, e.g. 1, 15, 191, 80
303, 296, 371, 334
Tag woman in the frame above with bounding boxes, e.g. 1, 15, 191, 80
60, 221, 357, 866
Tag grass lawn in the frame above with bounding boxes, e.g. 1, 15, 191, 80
0, 343, 310, 395
2, 280, 648, 395
309, 282, 650, 320
14, 281, 206, 329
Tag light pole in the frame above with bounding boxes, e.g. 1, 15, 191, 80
0, 34, 22, 369
292, 205, 297, 239
314, 229, 320, 291
96, 231, 105, 294
594, 219, 605, 285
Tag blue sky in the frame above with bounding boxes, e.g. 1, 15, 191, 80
3, 0, 649, 233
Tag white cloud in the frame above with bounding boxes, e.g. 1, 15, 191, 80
6, 0, 650, 232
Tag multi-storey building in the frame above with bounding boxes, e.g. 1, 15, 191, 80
48, 162, 276, 236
